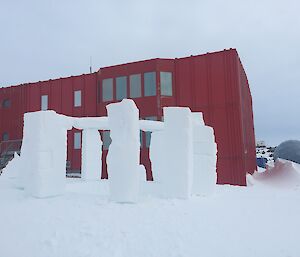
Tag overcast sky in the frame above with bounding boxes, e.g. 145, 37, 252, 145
0, 0, 299, 146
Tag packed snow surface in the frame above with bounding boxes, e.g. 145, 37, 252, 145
1, 173, 300, 257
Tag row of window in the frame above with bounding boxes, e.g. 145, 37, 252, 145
2, 71, 172, 110
41, 90, 82, 111
101, 71, 173, 102
73, 116, 157, 150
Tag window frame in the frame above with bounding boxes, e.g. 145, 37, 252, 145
2, 99, 11, 109
160, 71, 173, 96
144, 72, 157, 97
102, 131, 112, 150
116, 76, 127, 101
41, 95, 48, 111
74, 90, 82, 107
102, 78, 114, 102
129, 74, 142, 98
2, 132, 9, 141
74, 132, 81, 150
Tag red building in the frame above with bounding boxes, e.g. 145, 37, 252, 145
0, 49, 256, 185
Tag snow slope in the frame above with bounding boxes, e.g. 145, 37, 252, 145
1, 176, 300, 257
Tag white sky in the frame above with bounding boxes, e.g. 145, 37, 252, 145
0, 0, 299, 146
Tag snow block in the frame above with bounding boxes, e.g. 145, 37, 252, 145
150, 107, 193, 199
192, 113, 217, 196
106, 99, 140, 203
81, 129, 102, 180
19, 111, 73, 198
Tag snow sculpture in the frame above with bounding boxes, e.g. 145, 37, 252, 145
192, 113, 217, 196
106, 99, 141, 202
19, 111, 73, 198
150, 107, 193, 199
5, 98, 217, 201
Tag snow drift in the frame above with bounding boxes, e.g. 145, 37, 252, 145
248, 158, 300, 188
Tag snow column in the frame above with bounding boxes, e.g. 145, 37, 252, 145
192, 113, 217, 196
106, 99, 140, 202
20, 111, 72, 198
81, 129, 102, 180
150, 107, 193, 199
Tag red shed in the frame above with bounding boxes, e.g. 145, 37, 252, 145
0, 49, 256, 186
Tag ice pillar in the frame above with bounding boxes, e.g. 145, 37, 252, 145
106, 99, 140, 202
192, 113, 217, 196
81, 129, 102, 180
150, 107, 193, 199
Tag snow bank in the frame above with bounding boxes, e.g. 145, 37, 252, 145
248, 158, 300, 188
150, 107, 193, 199
106, 99, 141, 202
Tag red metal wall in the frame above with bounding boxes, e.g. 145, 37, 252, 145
172, 49, 257, 185
0, 49, 256, 185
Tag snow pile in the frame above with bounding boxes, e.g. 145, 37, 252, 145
248, 158, 300, 188
106, 99, 141, 202
192, 113, 217, 196
1, 152, 21, 179
150, 107, 193, 199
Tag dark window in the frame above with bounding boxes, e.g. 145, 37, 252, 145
102, 131, 112, 150
130, 74, 141, 98
2, 99, 11, 108
160, 72, 173, 96
116, 76, 127, 100
102, 78, 113, 102
140, 130, 143, 148
144, 72, 156, 96
2, 132, 9, 141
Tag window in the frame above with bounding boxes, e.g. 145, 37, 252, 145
140, 130, 143, 148
2, 99, 11, 108
41, 95, 48, 111
102, 131, 111, 150
2, 132, 9, 141
144, 72, 156, 96
130, 74, 141, 98
116, 76, 127, 100
160, 72, 173, 96
145, 116, 157, 148
102, 78, 113, 102
74, 132, 81, 149
74, 90, 81, 107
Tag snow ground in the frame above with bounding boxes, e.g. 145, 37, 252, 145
1, 175, 300, 257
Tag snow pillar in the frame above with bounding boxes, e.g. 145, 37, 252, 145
19, 111, 72, 198
150, 107, 193, 199
81, 129, 102, 180
106, 99, 140, 202
192, 113, 217, 196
